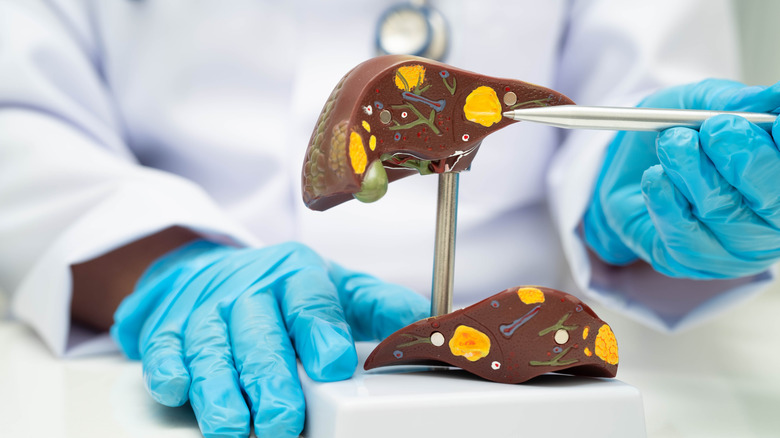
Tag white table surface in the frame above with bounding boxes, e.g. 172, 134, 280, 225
1, 278, 779, 438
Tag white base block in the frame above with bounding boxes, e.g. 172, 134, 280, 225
300, 342, 646, 438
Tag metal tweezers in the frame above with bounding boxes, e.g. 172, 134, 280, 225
502, 105, 777, 131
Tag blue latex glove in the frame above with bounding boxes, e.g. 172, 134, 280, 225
584, 79, 780, 278
111, 240, 429, 437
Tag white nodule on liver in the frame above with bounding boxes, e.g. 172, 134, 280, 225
554, 329, 569, 345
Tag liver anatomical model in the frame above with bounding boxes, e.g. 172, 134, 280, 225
365, 286, 618, 384
302, 55, 574, 211
302, 55, 618, 383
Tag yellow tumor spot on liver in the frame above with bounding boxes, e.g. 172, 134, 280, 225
582, 326, 590, 340
349, 131, 367, 174
395, 65, 426, 90
584, 347, 592, 357
369, 135, 376, 151
517, 287, 545, 304
362, 120, 371, 132
463, 86, 502, 127
449, 325, 490, 362
595, 324, 619, 365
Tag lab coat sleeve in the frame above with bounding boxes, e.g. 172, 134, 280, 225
547, 0, 776, 331
0, 0, 257, 356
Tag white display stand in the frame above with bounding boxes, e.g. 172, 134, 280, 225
300, 342, 646, 438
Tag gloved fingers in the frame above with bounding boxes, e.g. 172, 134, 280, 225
700, 115, 780, 227
657, 127, 780, 256
139, 330, 191, 407
657, 127, 742, 220
281, 267, 357, 382
229, 289, 305, 438
273, 243, 358, 382
183, 311, 250, 438
641, 165, 763, 278
328, 263, 430, 341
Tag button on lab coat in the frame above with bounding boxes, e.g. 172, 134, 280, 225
0, 0, 772, 357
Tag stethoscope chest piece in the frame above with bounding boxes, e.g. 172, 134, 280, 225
375, 3, 449, 61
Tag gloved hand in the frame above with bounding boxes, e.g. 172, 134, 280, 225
110, 240, 429, 438
584, 79, 780, 279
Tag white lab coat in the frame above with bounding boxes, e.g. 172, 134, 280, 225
0, 0, 772, 357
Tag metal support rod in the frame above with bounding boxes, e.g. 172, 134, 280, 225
431, 172, 459, 317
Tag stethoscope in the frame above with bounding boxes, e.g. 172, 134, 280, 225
375, 0, 449, 61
